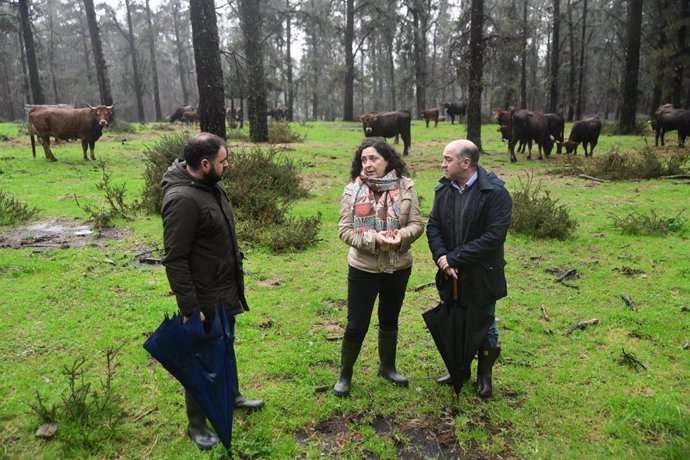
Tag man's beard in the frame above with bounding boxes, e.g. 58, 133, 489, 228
204, 168, 224, 183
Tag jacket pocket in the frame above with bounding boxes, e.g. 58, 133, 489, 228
479, 259, 507, 302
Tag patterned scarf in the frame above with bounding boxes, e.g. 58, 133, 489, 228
352, 170, 402, 255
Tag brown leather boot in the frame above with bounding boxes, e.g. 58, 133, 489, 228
476, 347, 501, 398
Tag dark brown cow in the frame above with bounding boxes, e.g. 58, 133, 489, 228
544, 113, 565, 154
227, 107, 243, 129
267, 106, 287, 121
360, 110, 412, 156
652, 104, 690, 147
494, 108, 527, 152
28, 104, 114, 161
420, 108, 440, 127
563, 117, 602, 156
169, 105, 197, 123
509, 110, 553, 162
442, 102, 467, 124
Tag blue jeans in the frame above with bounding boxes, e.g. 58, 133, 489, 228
482, 302, 499, 349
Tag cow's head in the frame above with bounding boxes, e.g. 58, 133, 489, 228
89, 104, 114, 127
363, 116, 378, 135
442, 102, 451, 109
543, 136, 554, 156
498, 125, 510, 141
563, 140, 579, 154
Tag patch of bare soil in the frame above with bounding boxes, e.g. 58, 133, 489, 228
0, 218, 127, 250
295, 412, 513, 458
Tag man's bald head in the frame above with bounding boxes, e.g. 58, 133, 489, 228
444, 139, 479, 167
184, 132, 227, 169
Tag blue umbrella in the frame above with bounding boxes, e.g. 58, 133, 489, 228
144, 308, 235, 450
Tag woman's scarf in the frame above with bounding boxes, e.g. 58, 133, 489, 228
351, 170, 402, 265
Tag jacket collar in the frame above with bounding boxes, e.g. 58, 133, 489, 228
436, 166, 498, 192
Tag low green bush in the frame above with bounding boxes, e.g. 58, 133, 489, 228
511, 174, 578, 240
268, 121, 305, 143
75, 162, 136, 229
0, 189, 40, 226
140, 133, 187, 214
107, 118, 136, 134
610, 209, 687, 236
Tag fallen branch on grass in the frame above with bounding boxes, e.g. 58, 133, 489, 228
619, 348, 648, 372
578, 174, 611, 183
659, 174, 690, 179
411, 281, 435, 292
563, 318, 599, 336
620, 295, 638, 311
554, 268, 577, 283
540, 305, 550, 321
133, 406, 157, 422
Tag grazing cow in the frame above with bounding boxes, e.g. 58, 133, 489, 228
442, 101, 467, 124
420, 108, 440, 127
563, 117, 602, 156
267, 106, 287, 121
227, 107, 243, 129
544, 113, 565, 154
169, 105, 197, 123
360, 110, 412, 156
494, 108, 528, 152
28, 104, 114, 161
509, 110, 553, 162
652, 104, 690, 147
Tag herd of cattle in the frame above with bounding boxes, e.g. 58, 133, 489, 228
22, 101, 687, 162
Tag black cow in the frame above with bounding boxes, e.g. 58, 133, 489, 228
442, 102, 467, 124
267, 106, 287, 121
545, 113, 565, 154
420, 108, 440, 128
653, 105, 690, 147
509, 110, 553, 162
169, 105, 197, 123
360, 110, 412, 156
227, 107, 243, 129
563, 117, 602, 156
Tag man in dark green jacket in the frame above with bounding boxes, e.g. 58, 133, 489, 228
427, 139, 512, 398
161, 132, 263, 450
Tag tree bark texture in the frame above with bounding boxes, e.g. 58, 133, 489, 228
123, 0, 146, 122
575, 0, 588, 119
239, 0, 267, 141
145, 0, 162, 120
467, 0, 484, 149
19, 0, 45, 105
549, 0, 560, 113
285, 0, 294, 121
82, 0, 113, 106
411, 0, 428, 116
343, 0, 354, 121
172, 0, 190, 106
618, 0, 643, 132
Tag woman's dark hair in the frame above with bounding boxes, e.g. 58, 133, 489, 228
184, 132, 227, 168
349, 137, 408, 180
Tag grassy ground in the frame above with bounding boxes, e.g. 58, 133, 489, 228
0, 119, 688, 459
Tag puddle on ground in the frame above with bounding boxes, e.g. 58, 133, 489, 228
0, 218, 124, 250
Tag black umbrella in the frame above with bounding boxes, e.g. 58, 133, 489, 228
144, 307, 235, 450
423, 277, 494, 396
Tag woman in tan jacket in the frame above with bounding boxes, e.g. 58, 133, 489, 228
333, 137, 424, 397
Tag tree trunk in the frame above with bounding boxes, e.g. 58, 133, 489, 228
47, 1, 59, 103
566, 0, 575, 121
618, 0, 643, 132
467, 0, 484, 149
19, 0, 44, 105
145, 0, 162, 120
18, 25, 31, 106
77, 1, 94, 84
190, 0, 227, 137
549, 0, 560, 113
412, 0, 428, 116
520, 0, 528, 108
343, 0, 354, 121
123, 0, 146, 122
82, 0, 113, 106
172, 0, 190, 106
285, 0, 294, 121
239, 0, 267, 141
673, 0, 688, 107
575, 0, 588, 119
385, 28, 396, 109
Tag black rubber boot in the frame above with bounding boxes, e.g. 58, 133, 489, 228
232, 361, 264, 410
436, 367, 471, 385
333, 338, 363, 397
185, 391, 220, 450
377, 329, 409, 387
476, 347, 501, 398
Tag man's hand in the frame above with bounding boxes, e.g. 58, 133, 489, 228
182, 311, 206, 323
437, 255, 458, 279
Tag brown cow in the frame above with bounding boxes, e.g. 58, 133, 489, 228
652, 104, 690, 147
227, 107, 243, 129
420, 108, 440, 127
169, 105, 197, 123
267, 106, 287, 121
563, 117, 602, 156
360, 110, 412, 156
509, 110, 553, 162
28, 104, 114, 161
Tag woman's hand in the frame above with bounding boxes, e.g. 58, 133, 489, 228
376, 229, 401, 248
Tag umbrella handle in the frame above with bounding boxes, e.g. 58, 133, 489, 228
452, 278, 458, 301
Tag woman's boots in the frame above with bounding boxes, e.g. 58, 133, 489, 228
377, 329, 409, 387
185, 391, 220, 450
476, 347, 501, 398
333, 338, 363, 397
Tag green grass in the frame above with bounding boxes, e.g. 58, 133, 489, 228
1, 119, 688, 459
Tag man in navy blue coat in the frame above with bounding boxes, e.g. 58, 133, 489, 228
427, 139, 512, 398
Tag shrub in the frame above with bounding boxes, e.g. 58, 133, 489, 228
75, 162, 136, 229
611, 209, 687, 236
226, 129, 250, 142
511, 174, 578, 240
240, 213, 323, 252
106, 118, 136, 133
563, 145, 689, 180
140, 133, 187, 213
0, 189, 40, 226
268, 121, 305, 143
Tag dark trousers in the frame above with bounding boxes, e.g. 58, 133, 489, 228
344, 265, 412, 343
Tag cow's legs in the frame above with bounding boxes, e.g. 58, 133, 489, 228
394, 134, 400, 144
89, 140, 97, 160
81, 139, 89, 160
660, 129, 665, 146
508, 138, 518, 162
434, 119, 438, 128
41, 135, 57, 161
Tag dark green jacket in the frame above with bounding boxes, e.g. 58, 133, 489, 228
427, 166, 512, 307
161, 160, 249, 316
